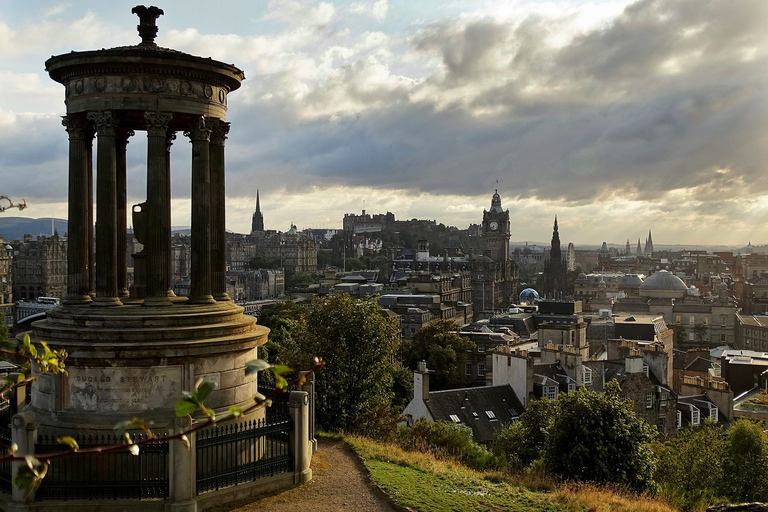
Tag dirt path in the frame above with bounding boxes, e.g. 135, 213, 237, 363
210, 437, 401, 512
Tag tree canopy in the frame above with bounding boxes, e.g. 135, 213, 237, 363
268, 294, 403, 436
403, 319, 475, 390
493, 381, 657, 490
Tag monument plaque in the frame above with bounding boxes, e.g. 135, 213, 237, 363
68, 366, 182, 413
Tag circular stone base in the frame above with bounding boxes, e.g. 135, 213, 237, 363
26, 301, 268, 435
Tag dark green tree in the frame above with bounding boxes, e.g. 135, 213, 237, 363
248, 254, 281, 269
275, 294, 403, 436
655, 421, 726, 510
403, 319, 475, 390
722, 419, 768, 502
543, 381, 657, 490
257, 301, 307, 364
492, 396, 557, 469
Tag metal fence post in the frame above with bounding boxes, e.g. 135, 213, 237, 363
168, 415, 197, 512
6, 411, 37, 512
288, 391, 311, 484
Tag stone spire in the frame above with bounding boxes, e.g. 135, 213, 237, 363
636, 238, 642, 257
626, 239, 631, 255
644, 230, 654, 256
550, 216, 561, 262
251, 189, 264, 232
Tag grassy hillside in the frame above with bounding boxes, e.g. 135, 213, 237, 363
345, 435, 679, 512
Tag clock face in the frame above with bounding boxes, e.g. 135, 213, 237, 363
489, 221, 498, 231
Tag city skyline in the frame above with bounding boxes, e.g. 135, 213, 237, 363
0, 0, 765, 245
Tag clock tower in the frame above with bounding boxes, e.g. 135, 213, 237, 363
472, 190, 516, 317
482, 190, 510, 263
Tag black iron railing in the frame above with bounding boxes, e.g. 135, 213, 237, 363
35, 433, 169, 501
0, 404, 12, 493
196, 418, 292, 495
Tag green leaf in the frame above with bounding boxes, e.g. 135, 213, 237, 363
270, 364, 291, 376
27, 343, 37, 358
228, 406, 242, 418
196, 381, 216, 402
13, 464, 44, 499
56, 436, 79, 451
275, 375, 288, 390
174, 399, 198, 417
244, 359, 270, 376
113, 418, 152, 437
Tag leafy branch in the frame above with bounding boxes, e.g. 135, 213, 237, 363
0, 196, 26, 213
0, 334, 68, 403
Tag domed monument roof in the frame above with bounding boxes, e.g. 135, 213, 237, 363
639, 270, 687, 299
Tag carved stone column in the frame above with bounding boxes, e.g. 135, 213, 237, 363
185, 117, 215, 304
209, 118, 230, 301
87, 111, 122, 306
165, 131, 177, 297
62, 115, 92, 304
144, 111, 173, 306
116, 128, 134, 299
87, 126, 95, 296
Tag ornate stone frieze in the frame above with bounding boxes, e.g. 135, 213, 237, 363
65, 74, 229, 104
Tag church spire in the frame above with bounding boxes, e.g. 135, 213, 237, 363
251, 189, 264, 232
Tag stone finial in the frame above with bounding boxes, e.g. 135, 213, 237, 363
131, 5, 164, 46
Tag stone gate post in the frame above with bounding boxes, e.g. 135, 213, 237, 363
7, 411, 38, 511
288, 391, 311, 484
168, 415, 197, 512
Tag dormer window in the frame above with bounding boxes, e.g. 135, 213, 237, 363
677, 410, 682, 429
709, 406, 718, 422
583, 367, 592, 385
544, 386, 558, 400
691, 408, 700, 426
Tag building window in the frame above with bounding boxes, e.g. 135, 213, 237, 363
568, 383, 576, 392
721, 315, 727, 327
677, 410, 682, 429
477, 345, 485, 352
691, 408, 700, 426
675, 315, 681, 323
642, 365, 649, 377
721, 333, 727, 342
703, 317, 708, 325
472, 412, 479, 420
449, 414, 460, 423
544, 386, 557, 400
689, 315, 695, 324
478, 364, 486, 377
486, 410, 496, 419
646, 392, 653, 408
660, 393, 668, 407
710, 406, 718, 422
656, 418, 665, 434
465, 363, 472, 377
583, 367, 592, 385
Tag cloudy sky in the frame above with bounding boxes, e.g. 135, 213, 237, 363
0, 0, 765, 246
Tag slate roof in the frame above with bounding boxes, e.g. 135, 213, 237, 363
685, 356, 716, 373
425, 385, 524, 442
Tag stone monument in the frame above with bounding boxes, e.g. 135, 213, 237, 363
29, 5, 267, 435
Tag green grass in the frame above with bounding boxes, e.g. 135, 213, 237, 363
345, 435, 680, 512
